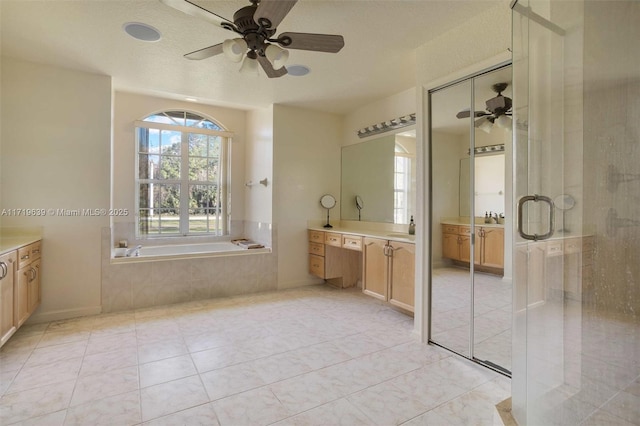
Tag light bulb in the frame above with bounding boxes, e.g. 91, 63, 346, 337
496, 115, 512, 129
475, 117, 493, 134
265, 44, 289, 69
223, 38, 247, 63
239, 54, 259, 75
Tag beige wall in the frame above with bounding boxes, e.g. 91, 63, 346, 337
1, 57, 111, 321
343, 87, 416, 148
245, 106, 274, 225
273, 105, 342, 290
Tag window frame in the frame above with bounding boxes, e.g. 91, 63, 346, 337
394, 145, 412, 224
134, 112, 234, 239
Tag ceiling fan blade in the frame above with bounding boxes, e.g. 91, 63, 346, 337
254, 0, 298, 29
278, 32, 345, 53
456, 109, 490, 119
184, 43, 224, 60
257, 56, 288, 78
159, 0, 232, 28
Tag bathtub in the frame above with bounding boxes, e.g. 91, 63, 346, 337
111, 241, 270, 263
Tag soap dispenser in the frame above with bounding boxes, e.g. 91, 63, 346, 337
408, 215, 416, 235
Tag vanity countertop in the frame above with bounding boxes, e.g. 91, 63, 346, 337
0, 235, 42, 255
308, 226, 416, 244
440, 219, 504, 229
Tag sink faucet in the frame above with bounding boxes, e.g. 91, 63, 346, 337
126, 245, 142, 257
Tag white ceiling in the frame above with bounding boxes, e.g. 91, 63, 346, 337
1, 0, 501, 114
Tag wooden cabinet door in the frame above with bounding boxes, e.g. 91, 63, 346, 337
363, 237, 388, 301
442, 233, 459, 260
459, 235, 471, 263
0, 252, 16, 345
482, 228, 504, 268
389, 242, 415, 312
16, 266, 30, 327
27, 259, 41, 313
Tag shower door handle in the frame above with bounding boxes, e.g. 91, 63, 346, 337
517, 195, 555, 241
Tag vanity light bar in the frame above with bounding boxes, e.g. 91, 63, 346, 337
468, 144, 505, 155
356, 113, 416, 139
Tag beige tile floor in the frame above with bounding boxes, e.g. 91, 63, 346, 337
431, 267, 512, 373
1, 285, 510, 425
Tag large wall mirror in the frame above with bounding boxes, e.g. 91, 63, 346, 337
429, 63, 513, 375
459, 153, 505, 217
341, 129, 416, 224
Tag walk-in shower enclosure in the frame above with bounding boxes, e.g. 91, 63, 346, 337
511, 0, 640, 424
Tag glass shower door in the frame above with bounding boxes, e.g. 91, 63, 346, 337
512, 1, 575, 423
512, 1, 640, 425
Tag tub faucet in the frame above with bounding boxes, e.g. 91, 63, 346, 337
126, 245, 142, 257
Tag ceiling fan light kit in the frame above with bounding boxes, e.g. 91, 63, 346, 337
457, 82, 513, 133
239, 51, 260, 75
160, 0, 345, 78
223, 38, 248, 62
265, 44, 289, 69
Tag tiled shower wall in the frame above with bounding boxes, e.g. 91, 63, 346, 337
100, 222, 278, 312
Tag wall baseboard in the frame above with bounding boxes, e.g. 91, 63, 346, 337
26, 306, 103, 324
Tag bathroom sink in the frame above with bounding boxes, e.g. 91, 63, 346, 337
387, 233, 415, 241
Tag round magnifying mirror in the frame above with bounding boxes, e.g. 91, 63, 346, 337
554, 194, 575, 210
320, 194, 336, 228
320, 194, 336, 209
554, 194, 575, 234
355, 196, 364, 221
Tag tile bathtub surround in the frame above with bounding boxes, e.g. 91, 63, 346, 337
0, 286, 510, 425
101, 226, 278, 312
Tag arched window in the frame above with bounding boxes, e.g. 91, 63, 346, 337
135, 110, 232, 237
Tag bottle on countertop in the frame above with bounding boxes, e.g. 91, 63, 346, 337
408, 215, 416, 235
484, 212, 491, 224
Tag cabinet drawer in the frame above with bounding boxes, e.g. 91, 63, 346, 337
29, 242, 42, 261
563, 238, 581, 254
324, 233, 342, 247
17, 246, 32, 270
546, 241, 563, 257
442, 224, 459, 234
342, 235, 362, 251
17, 242, 41, 270
309, 242, 325, 256
459, 226, 472, 235
309, 254, 325, 278
308, 230, 324, 243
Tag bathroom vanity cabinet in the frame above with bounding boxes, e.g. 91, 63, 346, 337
16, 241, 42, 327
0, 239, 42, 348
515, 236, 593, 309
308, 229, 415, 312
442, 224, 504, 274
308, 230, 362, 288
363, 237, 415, 312
0, 251, 17, 346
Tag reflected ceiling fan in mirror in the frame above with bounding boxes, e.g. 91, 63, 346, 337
160, 0, 345, 78
456, 83, 513, 133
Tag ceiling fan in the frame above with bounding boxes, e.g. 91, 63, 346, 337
456, 82, 513, 132
160, 0, 345, 78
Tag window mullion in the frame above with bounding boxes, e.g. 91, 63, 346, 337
180, 132, 190, 235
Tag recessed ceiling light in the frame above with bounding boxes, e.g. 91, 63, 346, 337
286, 65, 310, 77
123, 22, 161, 42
